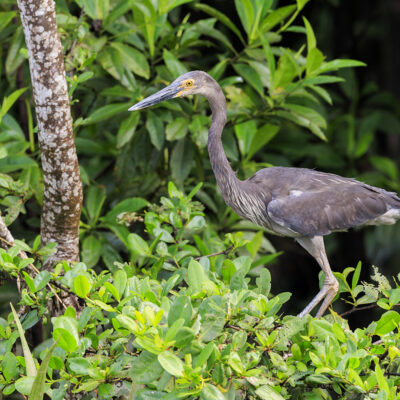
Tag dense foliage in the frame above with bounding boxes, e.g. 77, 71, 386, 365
1, 185, 400, 399
1, 0, 400, 398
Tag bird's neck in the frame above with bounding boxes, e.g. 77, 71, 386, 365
206, 85, 241, 204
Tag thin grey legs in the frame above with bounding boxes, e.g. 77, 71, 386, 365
296, 236, 339, 318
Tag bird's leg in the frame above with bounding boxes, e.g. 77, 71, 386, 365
295, 236, 339, 318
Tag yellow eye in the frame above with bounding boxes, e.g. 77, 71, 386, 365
185, 80, 193, 87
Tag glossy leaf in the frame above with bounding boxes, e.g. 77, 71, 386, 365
158, 351, 184, 377
111, 42, 150, 79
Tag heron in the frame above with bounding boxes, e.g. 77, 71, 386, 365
129, 70, 400, 317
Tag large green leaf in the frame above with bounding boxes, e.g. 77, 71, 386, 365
170, 137, 193, 185
29, 339, 59, 400
163, 49, 187, 77
104, 197, 148, 223
158, 351, 184, 377
127, 233, 150, 256
234, 0, 254, 35
375, 311, 400, 335
0, 11, 16, 32
111, 42, 150, 79
130, 351, 163, 384
193, 4, 245, 44
81, 103, 132, 125
146, 111, 165, 151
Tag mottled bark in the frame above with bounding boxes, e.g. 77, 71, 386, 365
17, 0, 82, 267
0, 214, 15, 250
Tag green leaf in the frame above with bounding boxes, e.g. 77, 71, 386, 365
2, 352, 18, 382
104, 282, 120, 302
86, 185, 106, 225
0, 88, 28, 123
81, 235, 102, 268
375, 311, 400, 335
146, 111, 165, 151
233, 63, 264, 96
389, 288, 400, 307
79, 0, 110, 19
164, 318, 185, 343
15, 376, 34, 396
260, 5, 296, 33
127, 233, 149, 256
195, 342, 214, 368
163, 49, 187, 77
159, 0, 193, 13
111, 42, 150, 79
309, 319, 336, 340
113, 269, 127, 299
200, 383, 226, 400
0, 155, 37, 173
67, 357, 91, 375
158, 351, 184, 377
187, 259, 207, 293
116, 314, 139, 333
0, 11, 16, 32
130, 351, 163, 384
352, 261, 362, 290
297, 0, 311, 11
117, 112, 140, 148
74, 275, 91, 298
104, 197, 147, 223
170, 137, 194, 185
370, 155, 398, 181
315, 59, 366, 75
228, 351, 244, 374
23, 271, 36, 293
259, 34, 275, 90
234, 0, 254, 35
168, 296, 193, 326
306, 48, 324, 76
33, 271, 51, 292
29, 337, 58, 400
277, 104, 327, 140
255, 385, 286, 400
166, 117, 189, 141
10, 304, 36, 377
247, 123, 280, 159
199, 296, 226, 341
193, 4, 245, 44
53, 316, 79, 352
5, 26, 25, 76
374, 359, 390, 394
234, 120, 257, 157
303, 16, 316, 52
81, 103, 131, 125
273, 51, 299, 89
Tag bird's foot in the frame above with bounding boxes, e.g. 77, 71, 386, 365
297, 278, 339, 318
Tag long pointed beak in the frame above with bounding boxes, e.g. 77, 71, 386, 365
128, 83, 180, 111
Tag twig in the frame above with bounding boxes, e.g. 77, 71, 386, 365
339, 304, 377, 318
194, 246, 233, 261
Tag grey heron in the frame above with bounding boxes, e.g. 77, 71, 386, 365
129, 70, 400, 318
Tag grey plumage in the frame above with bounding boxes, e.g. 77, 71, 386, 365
129, 70, 400, 318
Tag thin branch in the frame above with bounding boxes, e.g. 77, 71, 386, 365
339, 304, 378, 318
194, 246, 233, 261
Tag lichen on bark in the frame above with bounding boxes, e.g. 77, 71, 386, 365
17, 0, 82, 267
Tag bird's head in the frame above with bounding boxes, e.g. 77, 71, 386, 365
128, 71, 214, 111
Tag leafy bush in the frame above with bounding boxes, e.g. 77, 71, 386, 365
1, 186, 400, 399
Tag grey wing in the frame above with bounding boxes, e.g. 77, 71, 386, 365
267, 185, 393, 237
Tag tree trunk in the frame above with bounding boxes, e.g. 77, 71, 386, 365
17, 0, 82, 267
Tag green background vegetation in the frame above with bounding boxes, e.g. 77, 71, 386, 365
1, 0, 400, 398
